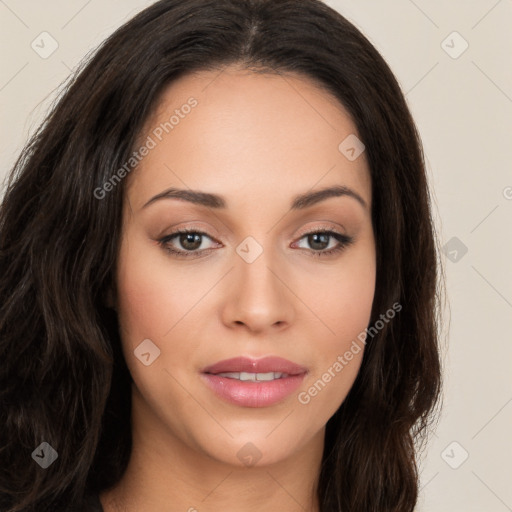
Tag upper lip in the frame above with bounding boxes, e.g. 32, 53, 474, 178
202, 356, 308, 376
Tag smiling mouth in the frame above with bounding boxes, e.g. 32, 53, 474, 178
211, 371, 290, 381
201, 356, 308, 407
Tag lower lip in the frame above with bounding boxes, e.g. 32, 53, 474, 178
201, 373, 306, 408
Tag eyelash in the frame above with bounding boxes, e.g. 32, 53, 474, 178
158, 227, 354, 259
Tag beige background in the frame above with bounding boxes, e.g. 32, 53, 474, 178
1, 1, 511, 510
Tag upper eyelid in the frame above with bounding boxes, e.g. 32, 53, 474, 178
161, 226, 347, 246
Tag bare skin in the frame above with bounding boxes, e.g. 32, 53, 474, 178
100, 64, 376, 512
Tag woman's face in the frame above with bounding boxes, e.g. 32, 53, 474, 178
116, 66, 376, 468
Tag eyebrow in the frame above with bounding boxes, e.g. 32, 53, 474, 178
142, 184, 368, 210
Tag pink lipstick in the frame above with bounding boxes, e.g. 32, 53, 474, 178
201, 356, 308, 408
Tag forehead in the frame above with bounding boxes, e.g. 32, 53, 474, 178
127, 66, 371, 211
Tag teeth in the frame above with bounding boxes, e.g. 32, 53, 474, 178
216, 371, 289, 381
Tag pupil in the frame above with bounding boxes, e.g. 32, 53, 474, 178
180, 233, 201, 250
309, 233, 328, 250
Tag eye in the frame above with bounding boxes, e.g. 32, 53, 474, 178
158, 227, 354, 259
158, 228, 219, 259
292, 229, 354, 257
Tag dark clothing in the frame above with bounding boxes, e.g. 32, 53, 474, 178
81, 492, 104, 512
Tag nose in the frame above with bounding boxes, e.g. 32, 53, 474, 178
220, 246, 295, 334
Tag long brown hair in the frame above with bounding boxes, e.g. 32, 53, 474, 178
0, 1, 443, 510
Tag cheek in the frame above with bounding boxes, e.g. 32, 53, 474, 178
301, 246, 376, 348
296, 276, 373, 425
116, 226, 203, 342
115, 242, 194, 407
314, 272, 375, 337
297, 243, 375, 413
116, 265, 165, 341
116, 233, 177, 344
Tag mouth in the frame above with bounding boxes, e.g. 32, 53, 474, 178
212, 371, 291, 381
202, 355, 307, 376
201, 356, 308, 408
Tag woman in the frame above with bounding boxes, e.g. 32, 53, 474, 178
0, 0, 443, 511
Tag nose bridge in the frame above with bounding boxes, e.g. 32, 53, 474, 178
225, 234, 294, 330
239, 242, 278, 292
